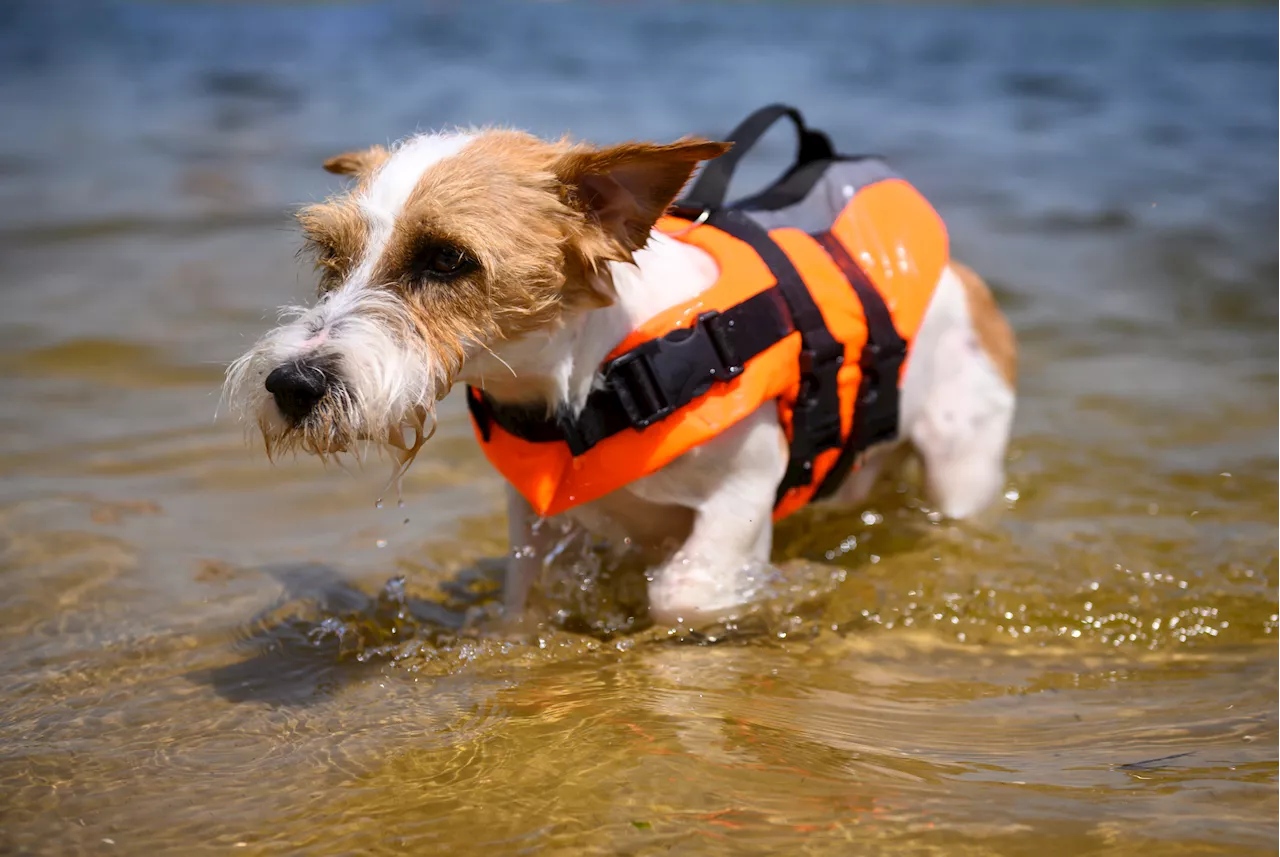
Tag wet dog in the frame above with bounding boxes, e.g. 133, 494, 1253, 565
225, 127, 1016, 626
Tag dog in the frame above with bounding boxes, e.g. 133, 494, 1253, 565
224, 125, 1016, 627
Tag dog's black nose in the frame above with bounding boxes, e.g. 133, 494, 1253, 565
265, 362, 329, 424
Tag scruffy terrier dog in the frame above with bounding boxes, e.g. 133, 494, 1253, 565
225, 124, 1016, 626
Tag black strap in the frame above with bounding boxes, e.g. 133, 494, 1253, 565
811, 231, 908, 500
466, 213, 903, 514
732, 158, 846, 213
689, 209, 846, 505
682, 104, 834, 211
468, 283, 795, 456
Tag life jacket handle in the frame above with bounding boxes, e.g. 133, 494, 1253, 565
681, 104, 835, 210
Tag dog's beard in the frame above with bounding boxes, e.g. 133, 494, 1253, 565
222, 288, 450, 477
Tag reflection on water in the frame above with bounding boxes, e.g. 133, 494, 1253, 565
0, 2, 1276, 855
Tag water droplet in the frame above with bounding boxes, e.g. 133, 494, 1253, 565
375, 539, 387, 548
375, 498, 384, 509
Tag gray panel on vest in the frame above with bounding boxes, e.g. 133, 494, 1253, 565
737, 159, 898, 234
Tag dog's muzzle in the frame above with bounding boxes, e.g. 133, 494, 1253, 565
265, 360, 331, 424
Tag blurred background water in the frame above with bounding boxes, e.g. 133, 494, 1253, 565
0, 2, 1275, 855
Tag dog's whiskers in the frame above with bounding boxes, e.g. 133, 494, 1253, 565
478, 340, 518, 378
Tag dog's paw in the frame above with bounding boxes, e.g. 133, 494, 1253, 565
646, 554, 778, 627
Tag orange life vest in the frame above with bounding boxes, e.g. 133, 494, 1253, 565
466, 107, 948, 521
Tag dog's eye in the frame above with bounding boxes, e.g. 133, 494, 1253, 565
308, 244, 344, 292
413, 243, 474, 281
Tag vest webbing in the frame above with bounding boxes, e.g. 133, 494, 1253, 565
466, 212, 910, 516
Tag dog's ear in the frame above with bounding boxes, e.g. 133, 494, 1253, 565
554, 138, 731, 256
322, 145, 389, 178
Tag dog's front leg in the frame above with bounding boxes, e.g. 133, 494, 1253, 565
631, 407, 787, 626
503, 484, 553, 618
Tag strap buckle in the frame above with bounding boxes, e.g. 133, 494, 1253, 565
795, 346, 845, 450
557, 413, 590, 457
855, 340, 906, 448
777, 345, 845, 497
604, 311, 744, 430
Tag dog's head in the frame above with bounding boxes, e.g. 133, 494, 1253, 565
223, 129, 728, 465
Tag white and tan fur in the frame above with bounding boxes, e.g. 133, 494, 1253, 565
225, 127, 1016, 627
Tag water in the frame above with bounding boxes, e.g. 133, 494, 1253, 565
0, 2, 1276, 854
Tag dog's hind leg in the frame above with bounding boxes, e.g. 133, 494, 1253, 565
904, 263, 1017, 519
821, 439, 912, 509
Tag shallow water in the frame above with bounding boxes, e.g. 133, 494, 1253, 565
0, 2, 1276, 854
